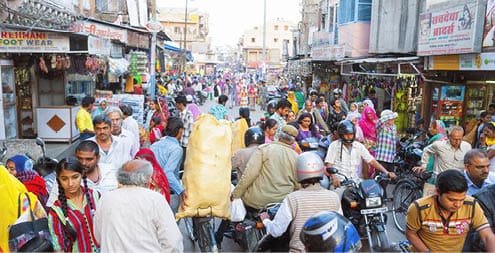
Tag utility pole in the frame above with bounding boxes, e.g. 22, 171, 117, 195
262, 0, 267, 80
182, 0, 189, 75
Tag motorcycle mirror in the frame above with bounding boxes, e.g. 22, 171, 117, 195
326, 167, 338, 174
35, 137, 45, 147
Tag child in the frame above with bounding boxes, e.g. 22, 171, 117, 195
149, 117, 164, 144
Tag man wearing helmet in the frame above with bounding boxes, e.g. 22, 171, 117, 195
300, 211, 361, 252
259, 152, 342, 252
232, 127, 265, 178
324, 120, 396, 195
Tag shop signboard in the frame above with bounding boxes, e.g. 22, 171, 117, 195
427, 52, 495, 70
417, 0, 485, 56
311, 44, 344, 61
0, 30, 69, 53
88, 36, 111, 56
70, 20, 127, 43
127, 31, 149, 49
482, 0, 495, 50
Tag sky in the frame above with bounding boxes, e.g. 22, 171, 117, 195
158, 0, 302, 47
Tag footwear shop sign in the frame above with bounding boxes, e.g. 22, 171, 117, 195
417, 0, 486, 56
0, 30, 69, 53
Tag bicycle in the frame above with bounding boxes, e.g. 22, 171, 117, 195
189, 207, 218, 252
391, 170, 432, 233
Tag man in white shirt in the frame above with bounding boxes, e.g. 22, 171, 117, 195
89, 115, 133, 170
94, 159, 183, 252
324, 120, 395, 196
106, 106, 139, 157
415, 125, 472, 174
119, 104, 140, 146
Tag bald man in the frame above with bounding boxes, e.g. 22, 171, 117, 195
94, 160, 183, 252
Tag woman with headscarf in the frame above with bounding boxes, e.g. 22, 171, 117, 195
362, 99, 375, 112
91, 99, 109, 120
287, 90, 299, 115
134, 148, 171, 203
358, 107, 378, 178
152, 97, 170, 127
425, 120, 447, 173
6, 154, 48, 209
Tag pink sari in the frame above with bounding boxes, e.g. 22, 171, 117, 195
358, 107, 378, 178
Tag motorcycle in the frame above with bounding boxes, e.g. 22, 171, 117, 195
195, 90, 207, 106
32, 137, 58, 193
229, 203, 287, 252
394, 129, 427, 178
327, 167, 392, 252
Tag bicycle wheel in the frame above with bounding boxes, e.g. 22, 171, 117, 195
182, 218, 195, 243
392, 180, 422, 233
194, 217, 218, 252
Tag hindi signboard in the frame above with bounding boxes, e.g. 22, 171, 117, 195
417, 0, 485, 56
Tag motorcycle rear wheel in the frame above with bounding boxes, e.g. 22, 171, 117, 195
392, 180, 422, 233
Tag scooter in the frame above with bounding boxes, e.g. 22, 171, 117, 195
327, 167, 392, 252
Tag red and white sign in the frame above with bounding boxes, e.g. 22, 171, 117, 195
146, 21, 163, 33
70, 21, 127, 43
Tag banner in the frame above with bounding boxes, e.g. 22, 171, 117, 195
427, 52, 495, 70
418, 0, 485, 56
0, 30, 69, 53
70, 20, 127, 43
88, 36, 111, 56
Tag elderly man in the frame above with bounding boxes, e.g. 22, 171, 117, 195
94, 159, 183, 252
415, 125, 472, 174
106, 106, 139, 157
463, 149, 494, 196
232, 125, 300, 210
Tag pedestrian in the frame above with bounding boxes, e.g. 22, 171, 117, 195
148, 117, 164, 144
375, 109, 398, 173
248, 81, 257, 111
134, 148, 171, 203
405, 169, 495, 252
259, 152, 342, 252
91, 99, 109, 120
414, 125, 472, 175
89, 115, 133, 171
358, 106, 378, 178
105, 106, 139, 158
481, 123, 495, 173
150, 117, 186, 213
270, 99, 292, 139
424, 120, 447, 173
227, 79, 235, 108
6, 154, 48, 209
186, 94, 201, 121
48, 157, 100, 252
261, 118, 278, 144
119, 104, 140, 147
175, 95, 193, 171
463, 149, 494, 196
240, 86, 248, 108
208, 94, 229, 121
93, 160, 183, 252
152, 97, 170, 127
76, 95, 95, 140
327, 99, 347, 131
287, 90, 299, 115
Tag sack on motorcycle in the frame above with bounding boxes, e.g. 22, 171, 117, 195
176, 114, 233, 220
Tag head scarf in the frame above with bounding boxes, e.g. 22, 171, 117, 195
362, 99, 375, 111
153, 97, 170, 124
134, 148, 170, 203
287, 91, 299, 114
358, 107, 378, 141
7, 155, 33, 173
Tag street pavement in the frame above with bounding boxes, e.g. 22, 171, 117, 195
180, 98, 406, 252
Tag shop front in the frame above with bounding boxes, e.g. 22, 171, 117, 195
422, 53, 495, 129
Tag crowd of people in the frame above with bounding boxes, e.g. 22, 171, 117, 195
2, 70, 495, 252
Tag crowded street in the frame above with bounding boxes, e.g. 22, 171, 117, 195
2, 0, 495, 252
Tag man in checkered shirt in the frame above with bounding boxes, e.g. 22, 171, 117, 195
375, 110, 398, 173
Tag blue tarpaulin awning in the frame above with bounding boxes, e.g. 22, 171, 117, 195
164, 41, 180, 52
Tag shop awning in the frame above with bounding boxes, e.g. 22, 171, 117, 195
164, 41, 181, 52
338, 56, 420, 64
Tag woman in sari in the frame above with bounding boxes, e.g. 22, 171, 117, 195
425, 120, 447, 173
134, 148, 171, 203
358, 107, 378, 178
152, 97, 170, 127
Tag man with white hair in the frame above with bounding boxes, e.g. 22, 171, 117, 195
106, 106, 139, 157
94, 159, 183, 252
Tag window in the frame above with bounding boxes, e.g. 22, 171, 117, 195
321, 13, 326, 30
274, 25, 279, 31
274, 38, 278, 43
96, 0, 108, 11
338, 0, 371, 24
329, 6, 335, 31
251, 38, 255, 43
284, 25, 289, 31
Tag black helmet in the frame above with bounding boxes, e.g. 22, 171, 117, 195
333, 88, 342, 95
300, 211, 361, 252
337, 120, 355, 144
244, 127, 265, 146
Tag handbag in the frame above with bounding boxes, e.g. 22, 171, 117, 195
8, 193, 53, 252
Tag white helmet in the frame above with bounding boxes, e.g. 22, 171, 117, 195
296, 152, 324, 182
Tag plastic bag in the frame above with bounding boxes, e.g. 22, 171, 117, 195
176, 114, 233, 220
230, 198, 247, 222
